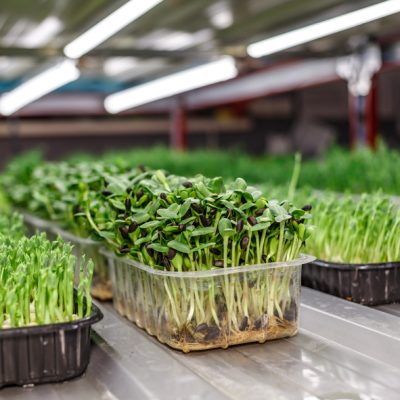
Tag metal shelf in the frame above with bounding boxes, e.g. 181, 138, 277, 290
2, 288, 400, 400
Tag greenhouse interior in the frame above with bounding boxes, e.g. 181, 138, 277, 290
1, 0, 400, 399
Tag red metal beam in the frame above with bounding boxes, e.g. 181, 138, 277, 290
169, 103, 187, 150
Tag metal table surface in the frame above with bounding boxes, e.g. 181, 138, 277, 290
2, 288, 400, 400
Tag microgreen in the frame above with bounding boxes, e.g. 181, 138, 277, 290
0, 233, 93, 329
306, 192, 400, 263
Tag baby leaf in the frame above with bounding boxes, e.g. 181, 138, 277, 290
218, 218, 234, 238
167, 240, 191, 254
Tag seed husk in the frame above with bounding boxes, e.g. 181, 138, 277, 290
179, 223, 186, 232
146, 245, 154, 257
162, 256, 171, 270
160, 193, 167, 201
302, 204, 312, 211
182, 181, 193, 188
236, 219, 244, 232
200, 215, 211, 227
128, 221, 138, 233
167, 248, 177, 260
254, 313, 268, 329
239, 316, 249, 331
214, 260, 224, 267
136, 189, 144, 199
255, 208, 266, 216
240, 235, 249, 250
191, 204, 203, 213
247, 216, 257, 226
102, 190, 112, 197
119, 245, 130, 254
204, 326, 220, 340
119, 226, 129, 239
195, 323, 208, 333
125, 197, 131, 210
209, 248, 221, 256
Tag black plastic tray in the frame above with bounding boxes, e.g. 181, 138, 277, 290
0, 303, 103, 388
302, 260, 400, 305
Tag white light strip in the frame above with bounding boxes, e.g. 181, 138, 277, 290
248, 0, 400, 58
0, 59, 80, 116
104, 56, 238, 113
64, 0, 164, 59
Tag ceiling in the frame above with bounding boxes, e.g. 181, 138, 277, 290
0, 0, 399, 94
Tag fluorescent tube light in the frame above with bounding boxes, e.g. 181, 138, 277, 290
0, 59, 79, 116
248, 0, 400, 58
64, 0, 164, 59
18, 16, 62, 48
104, 56, 238, 113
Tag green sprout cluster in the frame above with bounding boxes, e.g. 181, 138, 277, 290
0, 232, 93, 329
0, 212, 25, 239
307, 193, 400, 263
87, 171, 313, 269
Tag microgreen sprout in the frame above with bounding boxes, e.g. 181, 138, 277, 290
307, 192, 400, 263
0, 233, 93, 329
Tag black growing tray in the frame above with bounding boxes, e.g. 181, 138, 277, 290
0, 303, 103, 388
302, 260, 400, 305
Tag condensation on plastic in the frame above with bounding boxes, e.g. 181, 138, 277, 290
302, 260, 400, 305
102, 250, 314, 352
54, 228, 113, 301
0, 303, 103, 388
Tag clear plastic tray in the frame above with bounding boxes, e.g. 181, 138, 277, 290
102, 250, 314, 352
54, 228, 113, 301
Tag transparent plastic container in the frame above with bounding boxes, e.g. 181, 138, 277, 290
54, 228, 112, 301
102, 250, 314, 352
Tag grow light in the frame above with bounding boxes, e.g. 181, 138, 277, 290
247, 0, 400, 58
64, 0, 164, 59
104, 56, 238, 114
0, 59, 80, 116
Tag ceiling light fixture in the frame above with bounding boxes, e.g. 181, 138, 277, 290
104, 56, 237, 113
64, 0, 164, 59
0, 59, 80, 116
248, 0, 400, 58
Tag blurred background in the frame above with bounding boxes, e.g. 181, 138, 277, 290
0, 0, 400, 167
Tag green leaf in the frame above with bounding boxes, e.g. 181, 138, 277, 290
218, 218, 234, 238
195, 182, 211, 198
209, 177, 224, 193
97, 231, 115, 240
157, 208, 179, 219
140, 220, 163, 229
133, 212, 150, 224
179, 199, 192, 217
232, 177, 247, 191
149, 243, 169, 253
191, 242, 216, 252
109, 199, 125, 211
180, 216, 196, 225
135, 236, 151, 245
167, 240, 191, 254
191, 226, 215, 237
250, 222, 271, 232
